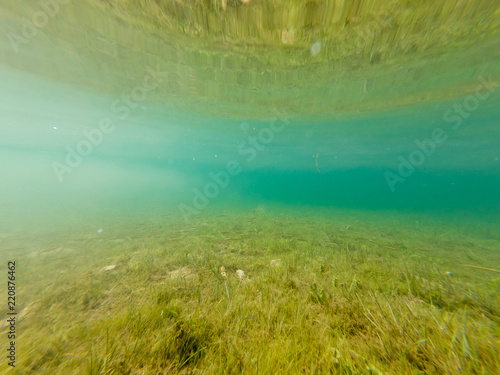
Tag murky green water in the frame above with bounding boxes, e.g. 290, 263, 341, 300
0, 1, 499, 373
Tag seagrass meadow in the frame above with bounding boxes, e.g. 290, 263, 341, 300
0, 1, 499, 374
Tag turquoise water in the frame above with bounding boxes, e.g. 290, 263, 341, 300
1, 2, 500, 373
1, 66, 499, 232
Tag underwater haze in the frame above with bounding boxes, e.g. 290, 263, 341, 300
1, 1, 499, 374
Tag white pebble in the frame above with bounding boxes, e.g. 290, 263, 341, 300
311, 41, 322, 56
236, 270, 245, 280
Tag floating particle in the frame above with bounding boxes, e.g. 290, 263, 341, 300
311, 41, 322, 56
96, 228, 103, 234
51, 126, 58, 130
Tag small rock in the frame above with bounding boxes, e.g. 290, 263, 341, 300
236, 269, 245, 280
102, 265, 116, 271
270, 259, 282, 268
168, 267, 195, 279
220, 266, 227, 278
281, 29, 295, 45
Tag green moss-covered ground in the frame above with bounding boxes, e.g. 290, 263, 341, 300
2, 205, 498, 374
